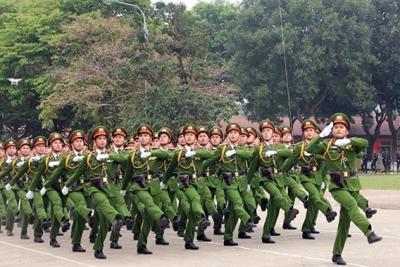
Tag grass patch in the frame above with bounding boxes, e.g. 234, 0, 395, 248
359, 174, 400, 190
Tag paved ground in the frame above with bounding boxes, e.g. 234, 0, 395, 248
1, 189, 399, 267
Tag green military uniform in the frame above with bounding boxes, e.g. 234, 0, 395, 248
246, 120, 299, 244
1, 138, 35, 239
0, 139, 20, 236
202, 123, 256, 246
281, 120, 337, 239
121, 124, 169, 254
64, 126, 125, 260
0, 141, 6, 233
305, 113, 382, 265
44, 130, 90, 252
29, 133, 70, 247
162, 124, 212, 250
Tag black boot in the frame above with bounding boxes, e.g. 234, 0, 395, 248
50, 239, 60, 248
326, 210, 337, 223
28, 213, 35, 225
288, 207, 299, 221
200, 218, 211, 230
94, 250, 107, 259
213, 228, 224, 235
332, 254, 346, 265
20, 234, 30, 239
260, 198, 268, 212
137, 246, 153, 254
283, 223, 297, 230
177, 230, 184, 237
110, 241, 122, 249
172, 216, 180, 231
253, 214, 261, 224
89, 235, 97, 243
310, 228, 320, 234
238, 232, 251, 239
87, 214, 96, 228
133, 233, 140, 240
185, 241, 199, 250
367, 232, 382, 244
125, 218, 134, 230
261, 237, 275, 244
223, 239, 238, 246
7, 230, 13, 236
365, 208, 377, 219
245, 220, 256, 233
61, 220, 70, 232
197, 234, 211, 242
155, 238, 169, 245
213, 212, 221, 226
112, 218, 123, 233
72, 244, 86, 252
270, 228, 280, 236
302, 232, 315, 240
34, 236, 44, 243
158, 215, 169, 231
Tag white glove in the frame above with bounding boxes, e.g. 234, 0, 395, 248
48, 161, 60, 168
120, 190, 126, 196
319, 122, 333, 138
185, 150, 196, 158
321, 182, 325, 190
304, 151, 312, 157
140, 151, 152, 159
72, 156, 84, 162
16, 161, 24, 167
246, 184, 251, 192
40, 187, 47, 196
334, 138, 351, 146
26, 190, 34, 199
96, 153, 109, 161
265, 150, 277, 157
160, 182, 165, 189
225, 150, 236, 157
5, 158, 12, 164
31, 155, 41, 162
62, 186, 69, 195
5, 183, 12, 191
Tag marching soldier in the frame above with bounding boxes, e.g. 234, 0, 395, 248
281, 120, 337, 240
246, 120, 299, 244
202, 123, 256, 246
120, 124, 170, 254
162, 124, 212, 250
305, 113, 382, 265
1, 138, 35, 239
62, 126, 127, 259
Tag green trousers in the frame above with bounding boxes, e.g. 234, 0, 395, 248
261, 184, 292, 239
331, 189, 372, 255
209, 187, 225, 230
301, 182, 332, 232
135, 190, 164, 247
69, 190, 91, 245
182, 186, 205, 242
47, 190, 69, 239
223, 182, 251, 240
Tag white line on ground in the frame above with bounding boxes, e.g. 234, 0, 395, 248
0, 240, 96, 267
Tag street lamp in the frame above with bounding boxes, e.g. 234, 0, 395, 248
103, 0, 149, 41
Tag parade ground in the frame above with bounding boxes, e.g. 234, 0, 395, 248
0, 188, 399, 267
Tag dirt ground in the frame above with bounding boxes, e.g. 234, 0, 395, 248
0, 189, 399, 267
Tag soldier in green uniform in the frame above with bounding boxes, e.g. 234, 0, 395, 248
121, 124, 170, 254
22, 137, 50, 243
2, 138, 35, 239
0, 141, 5, 233
207, 127, 226, 235
195, 126, 220, 242
246, 127, 269, 215
106, 127, 134, 250
41, 130, 91, 252
0, 139, 20, 236
28, 133, 71, 248
162, 124, 213, 250
63, 126, 126, 259
246, 120, 299, 244
202, 123, 256, 246
281, 120, 337, 240
305, 113, 382, 265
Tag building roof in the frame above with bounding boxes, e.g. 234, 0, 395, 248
220, 116, 400, 137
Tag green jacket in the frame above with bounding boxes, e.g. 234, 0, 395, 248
305, 136, 367, 191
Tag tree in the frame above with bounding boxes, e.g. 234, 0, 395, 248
226, 0, 376, 123
369, 0, 400, 161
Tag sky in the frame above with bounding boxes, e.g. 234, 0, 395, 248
151, 0, 238, 10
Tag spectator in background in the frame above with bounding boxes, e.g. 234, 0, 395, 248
382, 152, 391, 174
371, 153, 378, 173
397, 153, 400, 173
361, 154, 368, 173
376, 153, 384, 174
